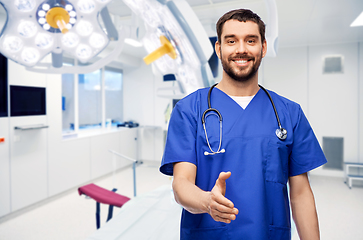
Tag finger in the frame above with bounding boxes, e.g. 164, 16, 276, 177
211, 202, 239, 216
213, 214, 235, 224
215, 212, 237, 221
211, 209, 239, 223
217, 171, 231, 183
211, 191, 235, 209
215, 172, 231, 196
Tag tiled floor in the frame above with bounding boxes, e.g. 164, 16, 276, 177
0, 164, 362, 240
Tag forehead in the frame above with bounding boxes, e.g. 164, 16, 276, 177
221, 19, 260, 39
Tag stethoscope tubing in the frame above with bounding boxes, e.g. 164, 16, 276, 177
258, 84, 282, 130
202, 83, 287, 155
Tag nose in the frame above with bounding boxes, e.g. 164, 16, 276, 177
235, 41, 247, 54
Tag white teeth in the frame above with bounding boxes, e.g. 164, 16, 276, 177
234, 60, 247, 64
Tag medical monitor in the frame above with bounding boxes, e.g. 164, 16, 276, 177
0, 53, 7, 117
10, 86, 46, 117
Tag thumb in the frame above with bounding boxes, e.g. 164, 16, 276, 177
215, 171, 231, 196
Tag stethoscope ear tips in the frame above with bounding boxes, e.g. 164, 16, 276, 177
220, 149, 225, 153
276, 128, 287, 140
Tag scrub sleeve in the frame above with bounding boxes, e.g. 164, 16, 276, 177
160, 96, 198, 176
288, 106, 327, 176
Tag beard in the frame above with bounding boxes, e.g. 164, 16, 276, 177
220, 50, 263, 82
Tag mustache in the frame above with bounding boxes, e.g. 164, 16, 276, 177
228, 54, 255, 61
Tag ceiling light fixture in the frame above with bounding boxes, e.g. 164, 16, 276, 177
350, 11, 363, 27
0, 0, 124, 73
123, 0, 214, 95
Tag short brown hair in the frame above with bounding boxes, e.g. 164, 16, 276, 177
216, 9, 266, 44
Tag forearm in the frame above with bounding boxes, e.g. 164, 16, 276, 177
173, 162, 237, 223
172, 176, 210, 214
290, 174, 320, 240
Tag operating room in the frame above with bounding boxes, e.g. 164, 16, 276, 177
0, 0, 362, 239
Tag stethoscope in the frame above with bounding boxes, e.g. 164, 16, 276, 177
202, 83, 287, 156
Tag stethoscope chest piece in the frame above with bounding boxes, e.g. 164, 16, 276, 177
276, 128, 287, 140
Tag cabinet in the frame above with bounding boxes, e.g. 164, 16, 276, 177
0, 118, 10, 217
10, 117, 48, 211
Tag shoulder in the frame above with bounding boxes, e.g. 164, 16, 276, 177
265, 89, 304, 128
266, 90, 302, 114
173, 87, 209, 115
176, 87, 208, 105
267, 90, 299, 107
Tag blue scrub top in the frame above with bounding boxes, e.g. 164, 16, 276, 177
160, 87, 327, 240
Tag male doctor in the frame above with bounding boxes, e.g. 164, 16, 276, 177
160, 9, 326, 240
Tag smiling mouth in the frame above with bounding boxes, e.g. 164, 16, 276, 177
232, 58, 254, 66
230, 54, 254, 65
233, 59, 249, 64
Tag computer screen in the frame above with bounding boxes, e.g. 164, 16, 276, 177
0, 53, 8, 117
10, 86, 46, 117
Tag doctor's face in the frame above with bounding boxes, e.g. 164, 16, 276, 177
216, 20, 267, 82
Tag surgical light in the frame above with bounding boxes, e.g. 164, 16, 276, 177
35, 33, 54, 49
76, 20, 94, 36
3, 36, 23, 52
123, 0, 214, 95
143, 35, 177, 65
22, 47, 40, 63
77, 0, 96, 14
15, 0, 36, 12
0, 0, 119, 72
62, 32, 80, 48
89, 33, 106, 48
124, 38, 143, 47
18, 21, 38, 38
76, 44, 92, 59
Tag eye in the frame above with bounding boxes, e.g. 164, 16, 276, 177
227, 40, 235, 44
247, 39, 257, 44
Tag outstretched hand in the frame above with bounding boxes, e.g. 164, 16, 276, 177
208, 172, 239, 223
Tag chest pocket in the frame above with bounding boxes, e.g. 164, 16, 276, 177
265, 140, 290, 184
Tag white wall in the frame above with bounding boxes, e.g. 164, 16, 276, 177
0, 118, 10, 217
123, 64, 171, 162
308, 43, 359, 163
262, 42, 363, 176
359, 42, 363, 163
263, 46, 309, 113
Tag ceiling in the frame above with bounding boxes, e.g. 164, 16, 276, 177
0, 0, 362, 64
108, 0, 363, 49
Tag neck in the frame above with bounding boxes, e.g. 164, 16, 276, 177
216, 72, 260, 96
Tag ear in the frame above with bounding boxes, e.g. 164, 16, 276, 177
215, 40, 221, 59
262, 40, 267, 58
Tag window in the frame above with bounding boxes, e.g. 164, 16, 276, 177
62, 63, 123, 135
105, 67, 123, 126
62, 72, 75, 133
79, 69, 102, 129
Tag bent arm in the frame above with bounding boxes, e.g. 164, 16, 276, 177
172, 162, 238, 223
289, 172, 320, 240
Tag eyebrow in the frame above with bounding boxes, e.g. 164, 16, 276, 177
223, 34, 260, 40
224, 34, 237, 39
